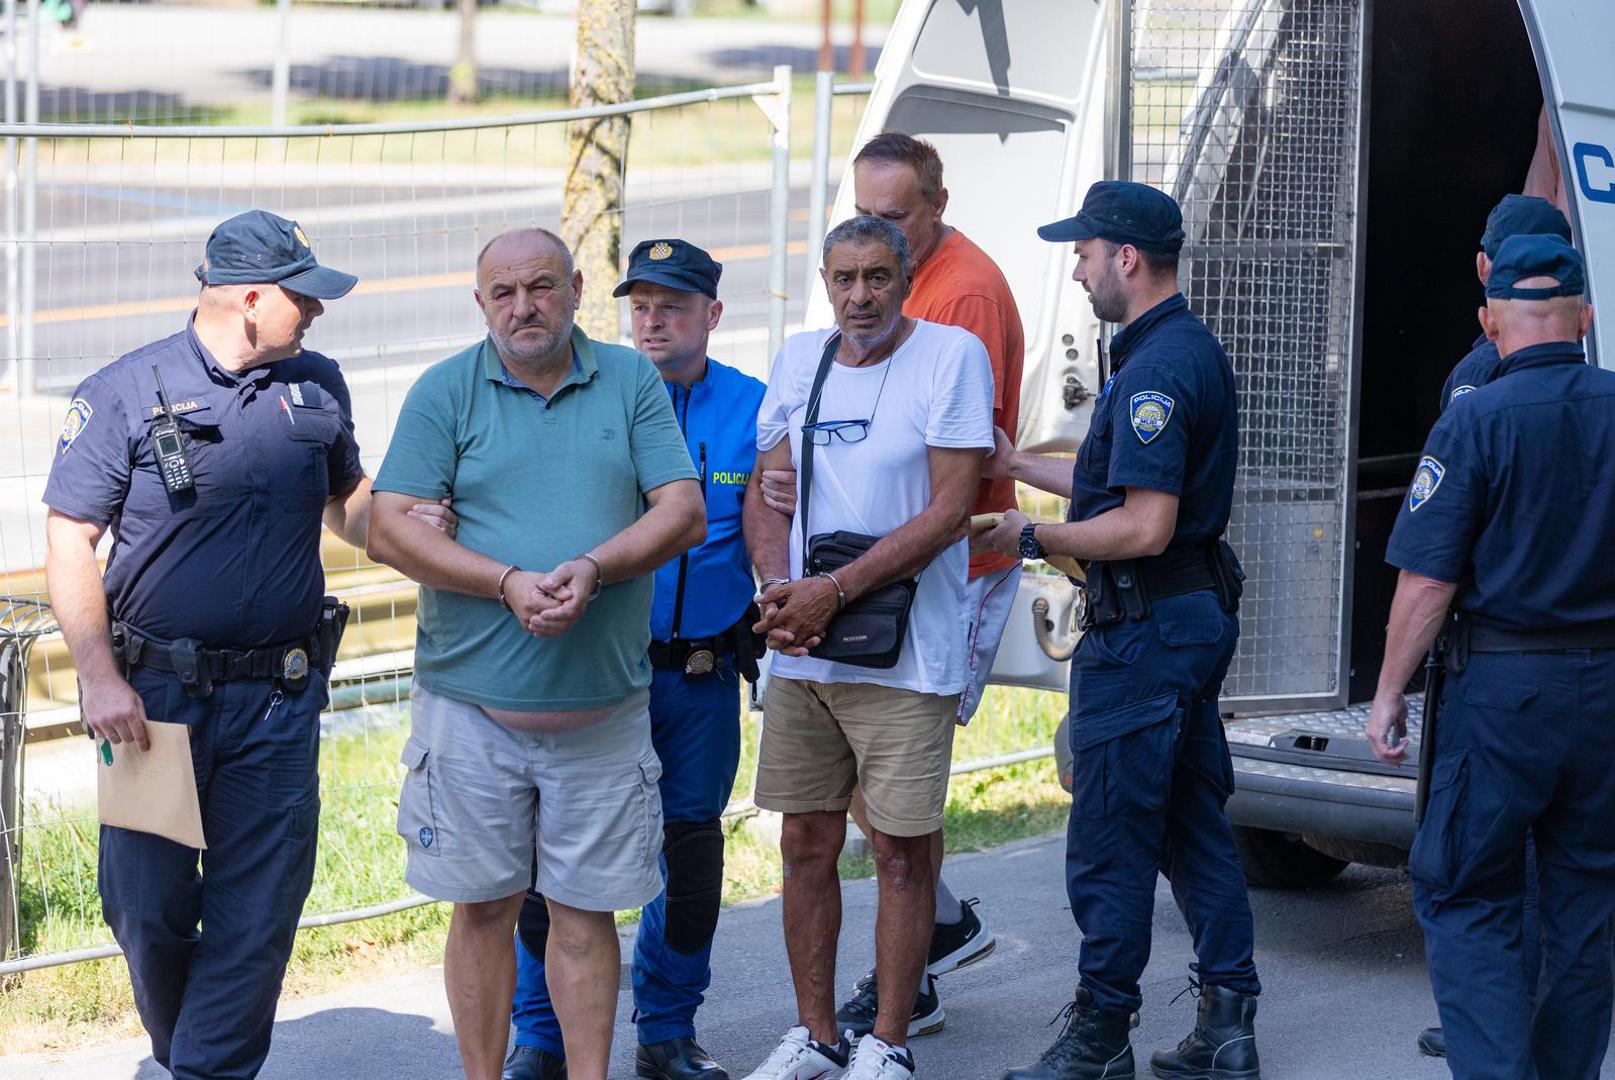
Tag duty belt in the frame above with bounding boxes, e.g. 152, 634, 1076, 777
649, 636, 729, 675
1081, 540, 1243, 628
1447, 617, 1615, 674
112, 622, 320, 697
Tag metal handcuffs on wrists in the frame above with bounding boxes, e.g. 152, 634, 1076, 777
576, 553, 604, 600
496, 564, 521, 610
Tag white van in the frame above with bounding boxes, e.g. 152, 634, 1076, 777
810, 0, 1615, 886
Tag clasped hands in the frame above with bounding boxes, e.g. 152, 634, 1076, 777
503, 558, 600, 638
752, 576, 840, 656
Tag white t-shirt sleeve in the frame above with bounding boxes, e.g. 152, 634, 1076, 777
757, 334, 808, 451
924, 326, 997, 450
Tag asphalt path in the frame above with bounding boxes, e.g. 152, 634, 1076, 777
7, 832, 1609, 1080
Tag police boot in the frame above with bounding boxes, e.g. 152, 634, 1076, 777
1148, 983, 1259, 1080
635, 1037, 729, 1080
1001, 987, 1135, 1080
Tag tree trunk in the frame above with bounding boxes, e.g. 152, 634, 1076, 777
562, 0, 635, 341
450, 0, 478, 106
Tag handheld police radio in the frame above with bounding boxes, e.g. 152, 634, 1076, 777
150, 366, 195, 495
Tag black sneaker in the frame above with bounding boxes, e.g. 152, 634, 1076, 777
835, 972, 946, 1038
503, 1044, 567, 1080
1418, 1026, 1445, 1058
927, 897, 997, 976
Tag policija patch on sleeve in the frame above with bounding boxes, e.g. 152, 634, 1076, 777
1129, 391, 1174, 444
1408, 455, 1445, 512
59, 398, 93, 455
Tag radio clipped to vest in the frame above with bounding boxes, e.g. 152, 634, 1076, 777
149, 365, 195, 495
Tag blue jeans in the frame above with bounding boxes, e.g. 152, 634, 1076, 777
1065, 590, 1259, 1014
513, 665, 742, 1054
1413, 648, 1615, 1080
100, 667, 323, 1080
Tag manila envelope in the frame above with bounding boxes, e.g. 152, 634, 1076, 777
96, 721, 207, 850
968, 513, 1087, 582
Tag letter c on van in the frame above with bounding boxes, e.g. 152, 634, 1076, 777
1574, 142, 1615, 205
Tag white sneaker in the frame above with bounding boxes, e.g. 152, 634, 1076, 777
844, 1034, 916, 1080
741, 1025, 852, 1080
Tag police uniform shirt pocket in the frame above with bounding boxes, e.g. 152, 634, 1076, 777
397, 736, 443, 857
278, 409, 341, 509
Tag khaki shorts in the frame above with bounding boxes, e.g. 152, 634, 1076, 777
397, 684, 663, 911
755, 676, 958, 837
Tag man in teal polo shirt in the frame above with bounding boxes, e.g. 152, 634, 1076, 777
367, 226, 706, 1080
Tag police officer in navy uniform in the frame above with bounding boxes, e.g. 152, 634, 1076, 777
43, 210, 452, 1080
985, 182, 1261, 1080
504, 239, 765, 1080
1367, 234, 1615, 1080
1417, 192, 1570, 1061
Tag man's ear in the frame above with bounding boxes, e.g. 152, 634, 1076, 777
242, 288, 261, 322
707, 298, 723, 333
1580, 303, 1594, 340
571, 270, 584, 310
473, 290, 486, 316
933, 185, 949, 221
1476, 252, 1490, 287
1477, 304, 1499, 343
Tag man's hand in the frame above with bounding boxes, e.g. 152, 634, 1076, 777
985, 508, 1030, 558
754, 576, 838, 656
408, 497, 458, 539
982, 427, 1017, 481
760, 468, 798, 516
527, 558, 600, 638
81, 673, 150, 751
503, 570, 566, 631
1364, 690, 1409, 765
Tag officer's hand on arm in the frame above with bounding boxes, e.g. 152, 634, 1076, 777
527, 559, 598, 638
986, 508, 1030, 558
407, 497, 458, 539
981, 427, 1018, 481
760, 468, 798, 516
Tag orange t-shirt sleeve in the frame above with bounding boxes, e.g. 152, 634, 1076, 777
931, 294, 1009, 414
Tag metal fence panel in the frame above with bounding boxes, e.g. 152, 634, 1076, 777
1125, 0, 1364, 708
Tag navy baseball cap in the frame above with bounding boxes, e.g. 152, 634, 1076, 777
1485, 234, 1585, 300
194, 210, 358, 299
613, 238, 723, 300
1037, 180, 1185, 255
1480, 194, 1571, 260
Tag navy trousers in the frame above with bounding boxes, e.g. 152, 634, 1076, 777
1413, 648, 1615, 1080
513, 665, 742, 1054
100, 667, 323, 1080
1065, 589, 1259, 1014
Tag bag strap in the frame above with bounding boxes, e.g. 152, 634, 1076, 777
798, 332, 841, 557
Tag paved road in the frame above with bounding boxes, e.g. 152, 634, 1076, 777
7, 832, 1609, 1079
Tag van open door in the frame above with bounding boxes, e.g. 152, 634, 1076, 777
1520, 1, 1615, 369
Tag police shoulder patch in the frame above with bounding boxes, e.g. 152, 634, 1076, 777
59, 398, 93, 454
1449, 384, 1476, 402
1408, 455, 1445, 512
1129, 391, 1175, 445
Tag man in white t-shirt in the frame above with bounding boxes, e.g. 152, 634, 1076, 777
739, 216, 994, 1080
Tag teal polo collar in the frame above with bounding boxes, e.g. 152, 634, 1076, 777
480, 324, 599, 403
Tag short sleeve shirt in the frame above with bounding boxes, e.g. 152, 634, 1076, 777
42, 319, 363, 647
1387, 340, 1615, 630
1439, 334, 1503, 414
374, 327, 695, 712
1067, 295, 1239, 550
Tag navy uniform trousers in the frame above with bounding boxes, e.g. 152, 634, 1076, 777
1066, 589, 1260, 1013
513, 664, 742, 1053
1414, 648, 1615, 1080
100, 666, 324, 1080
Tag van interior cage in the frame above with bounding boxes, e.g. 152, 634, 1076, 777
1124, 0, 1364, 708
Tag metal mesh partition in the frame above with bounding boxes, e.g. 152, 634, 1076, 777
1127, 0, 1363, 705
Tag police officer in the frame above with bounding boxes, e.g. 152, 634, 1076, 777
1417, 192, 1570, 1061
985, 182, 1261, 1080
42, 210, 450, 1079
1366, 234, 1615, 1080
503, 239, 764, 1080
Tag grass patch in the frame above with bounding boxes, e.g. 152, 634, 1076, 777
1, 683, 1067, 1054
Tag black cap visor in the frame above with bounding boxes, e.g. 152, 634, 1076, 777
1036, 212, 1101, 243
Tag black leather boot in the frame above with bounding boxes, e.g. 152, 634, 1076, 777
1149, 983, 1259, 1079
1417, 1026, 1446, 1057
635, 1036, 730, 1080
503, 1045, 567, 1080
1001, 987, 1135, 1079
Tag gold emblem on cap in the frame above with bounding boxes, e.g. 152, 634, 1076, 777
293, 225, 311, 249
649, 242, 674, 261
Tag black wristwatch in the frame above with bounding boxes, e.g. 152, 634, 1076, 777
1019, 522, 1046, 561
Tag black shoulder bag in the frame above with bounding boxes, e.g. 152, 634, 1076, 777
798, 333, 917, 669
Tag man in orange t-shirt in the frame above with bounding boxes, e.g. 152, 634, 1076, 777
761, 132, 1026, 1039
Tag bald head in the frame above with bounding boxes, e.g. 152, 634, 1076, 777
476, 228, 573, 289
1480, 277, 1593, 357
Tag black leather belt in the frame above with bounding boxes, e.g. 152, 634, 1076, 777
1467, 621, 1615, 653
113, 622, 317, 687
648, 637, 730, 675
1096, 545, 1220, 601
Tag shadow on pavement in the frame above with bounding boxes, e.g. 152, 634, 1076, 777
130, 1007, 459, 1080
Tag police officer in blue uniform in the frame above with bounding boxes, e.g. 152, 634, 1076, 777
504, 239, 765, 1080
986, 182, 1260, 1080
1417, 192, 1569, 1061
43, 211, 383, 1079
1367, 234, 1615, 1080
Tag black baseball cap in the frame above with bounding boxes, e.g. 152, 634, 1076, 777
1480, 195, 1571, 260
613, 238, 723, 300
1485, 233, 1585, 300
194, 209, 358, 299
1037, 180, 1185, 255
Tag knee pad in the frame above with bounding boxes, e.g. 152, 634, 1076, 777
663, 818, 725, 956
517, 891, 550, 961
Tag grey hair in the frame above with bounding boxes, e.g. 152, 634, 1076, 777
821, 215, 911, 282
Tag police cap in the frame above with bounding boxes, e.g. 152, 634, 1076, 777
613, 239, 723, 300
1480, 194, 1571, 260
195, 209, 358, 299
1485, 233, 1585, 300
1036, 180, 1185, 255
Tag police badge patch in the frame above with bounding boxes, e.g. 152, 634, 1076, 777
1129, 391, 1174, 444
59, 398, 93, 454
649, 241, 674, 260
1408, 455, 1445, 512
1449, 384, 1476, 402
